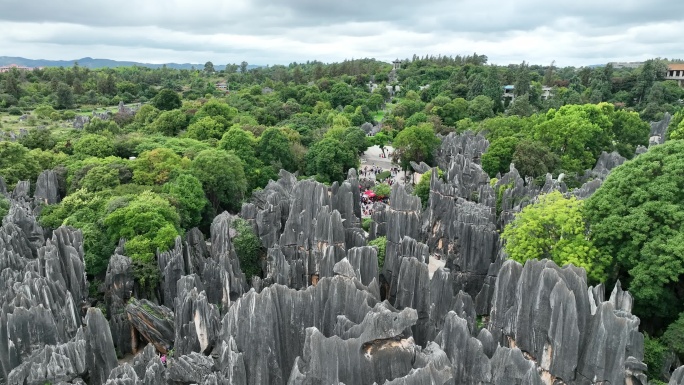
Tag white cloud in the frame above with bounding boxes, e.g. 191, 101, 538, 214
0, 0, 683, 66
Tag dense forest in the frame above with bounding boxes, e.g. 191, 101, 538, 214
2, 54, 684, 383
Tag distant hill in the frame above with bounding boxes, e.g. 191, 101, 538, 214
0, 56, 261, 70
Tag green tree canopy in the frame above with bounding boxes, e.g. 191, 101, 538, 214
40, 189, 112, 276
194, 99, 237, 129
104, 191, 180, 264
219, 126, 257, 160
185, 116, 224, 141
152, 89, 182, 111
256, 127, 296, 171
150, 109, 188, 136
162, 173, 207, 230
231, 218, 262, 279
305, 137, 358, 183
392, 123, 441, 170
584, 140, 684, 322
191, 149, 247, 212
133, 148, 190, 185
502, 191, 608, 282
482, 136, 519, 177
73, 134, 115, 158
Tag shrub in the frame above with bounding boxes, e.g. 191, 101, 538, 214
362, 217, 373, 232
231, 218, 262, 279
369, 236, 387, 269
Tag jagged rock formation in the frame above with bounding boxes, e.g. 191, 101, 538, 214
649, 112, 672, 146
671, 366, 684, 385
174, 275, 220, 356
588, 151, 626, 180
105, 254, 135, 356
126, 298, 174, 354
489, 259, 646, 384
0, 137, 659, 385
435, 131, 489, 170
220, 271, 381, 385
34, 169, 61, 205
381, 184, 422, 291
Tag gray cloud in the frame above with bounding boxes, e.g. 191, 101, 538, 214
0, 0, 683, 66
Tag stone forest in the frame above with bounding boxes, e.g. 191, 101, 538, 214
1, 56, 684, 384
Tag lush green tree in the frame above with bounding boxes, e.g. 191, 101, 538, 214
511, 140, 559, 180
533, 106, 604, 175
305, 137, 358, 183
330, 82, 354, 108
231, 218, 262, 279
468, 95, 494, 121
506, 94, 536, 117
80, 166, 120, 192
662, 312, 684, 359
185, 116, 224, 140
73, 134, 115, 158
392, 123, 441, 170
584, 140, 684, 322
150, 109, 188, 136
342, 126, 369, 155
203, 61, 215, 74
40, 189, 112, 276
372, 183, 391, 198
152, 89, 182, 111
20, 127, 56, 150
84, 117, 119, 134
370, 131, 390, 157
104, 191, 180, 263
191, 149, 247, 212
482, 137, 519, 177
133, 148, 190, 185
134, 104, 160, 126
611, 109, 650, 158
433, 98, 469, 126
219, 126, 257, 160
514, 61, 531, 97
502, 191, 607, 282
34, 104, 56, 119
194, 99, 237, 129
163, 174, 207, 230
256, 127, 296, 171
412, 169, 443, 208
643, 335, 668, 381
55, 83, 74, 109
670, 116, 684, 140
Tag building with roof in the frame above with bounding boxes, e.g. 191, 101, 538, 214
666, 64, 684, 87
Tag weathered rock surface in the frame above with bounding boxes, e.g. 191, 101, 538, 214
126, 298, 174, 354
649, 112, 671, 146
671, 366, 684, 385
105, 254, 135, 356
34, 169, 61, 205
85, 307, 118, 385
174, 276, 220, 356
220, 275, 381, 385
489, 259, 646, 384
435, 131, 489, 170
287, 305, 424, 385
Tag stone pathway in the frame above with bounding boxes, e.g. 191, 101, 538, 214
359, 145, 408, 185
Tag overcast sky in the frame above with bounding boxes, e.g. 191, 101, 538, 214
1, 0, 683, 67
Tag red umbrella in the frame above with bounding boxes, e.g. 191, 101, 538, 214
363, 190, 376, 198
